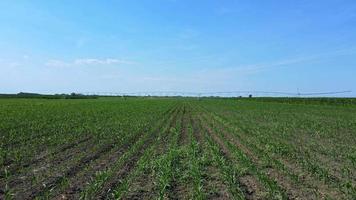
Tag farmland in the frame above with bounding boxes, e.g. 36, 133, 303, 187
0, 97, 355, 199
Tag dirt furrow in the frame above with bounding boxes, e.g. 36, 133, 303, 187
96, 106, 182, 199
56, 106, 179, 199
122, 105, 183, 200
190, 111, 231, 199
21, 142, 116, 199
197, 114, 268, 200
203, 109, 345, 199
96, 152, 144, 199
123, 112, 181, 199
3, 137, 98, 198
167, 106, 190, 200
0, 135, 92, 179
178, 105, 189, 146
3, 128, 92, 168
3, 130, 57, 149
190, 115, 204, 146
57, 139, 139, 199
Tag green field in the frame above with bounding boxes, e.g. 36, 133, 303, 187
0, 98, 355, 199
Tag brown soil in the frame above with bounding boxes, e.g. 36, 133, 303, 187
190, 113, 231, 200
57, 106, 180, 199
197, 114, 269, 200
178, 105, 189, 146
0, 135, 92, 179
239, 175, 267, 200
57, 137, 138, 199
95, 106, 181, 199
168, 107, 190, 200
121, 172, 155, 200
21, 142, 117, 199
203, 109, 345, 199
124, 106, 182, 199
2, 136, 98, 198
203, 165, 231, 200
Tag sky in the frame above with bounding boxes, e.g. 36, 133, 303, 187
0, 0, 356, 96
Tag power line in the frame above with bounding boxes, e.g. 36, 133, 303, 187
81, 90, 352, 97
298, 90, 352, 96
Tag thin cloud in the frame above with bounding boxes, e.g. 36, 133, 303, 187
140, 47, 356, 88
74, 58, 133, 65
45, 60, 68, 67
45, 58, 136, 67
223, 47, 356, 75
0, 58, 23, 68
231, 57, 313, 74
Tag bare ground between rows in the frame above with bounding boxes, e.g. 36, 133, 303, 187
0, 135, 93, 181
168, 105, 191, 200
252, 116, 354, 195
123, 105, 185, 199
203, 110, 346, 199
190, 112, 204, 145
95, 106, 182, 199
190, 111, 231, 200
56, 106, 180, 200
124, 106, 194, 200
56, 132, 145, 199
17, 140, 117, 199
294, 132, 356, 186
6, 115, 176, 200
178, 105, 190, 146
2, 136, 102, 200
215, 108, 356, 196
3, 129, 61, 150
197, 114, 267, 200
1, 134, 92, 174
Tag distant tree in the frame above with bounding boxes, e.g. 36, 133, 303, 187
249, 94, 253, 98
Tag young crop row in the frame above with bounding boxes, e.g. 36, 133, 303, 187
0, 98, 178, 199
1, 98, 354, 199
193, 99, 356, 199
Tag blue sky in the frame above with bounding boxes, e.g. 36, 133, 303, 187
1, 0, 356, 96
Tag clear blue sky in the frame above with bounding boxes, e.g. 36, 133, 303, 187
1, 0, 356, 96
